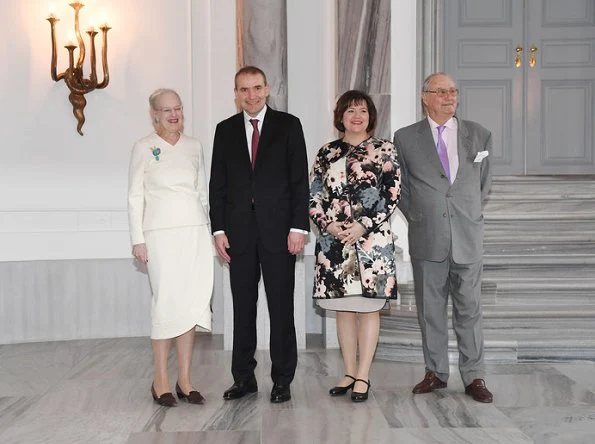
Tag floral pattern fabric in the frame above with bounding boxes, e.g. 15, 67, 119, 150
309, 137, 401, 299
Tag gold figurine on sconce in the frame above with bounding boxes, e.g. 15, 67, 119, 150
46, 2, 111, 135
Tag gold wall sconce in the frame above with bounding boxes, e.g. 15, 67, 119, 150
46, 2, 111, 135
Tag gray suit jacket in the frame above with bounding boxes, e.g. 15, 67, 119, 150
393, 118, 492, 264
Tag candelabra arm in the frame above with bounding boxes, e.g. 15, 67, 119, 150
71, 2, 86, 68
96, 26, 111, 89
47, 17, 66, 81
87, 31, 98, 85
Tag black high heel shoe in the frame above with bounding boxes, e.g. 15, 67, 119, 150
329, 374, 356, 396
351, 379, 370, 402
151, 384, 177, 407
176, 382, 205, 404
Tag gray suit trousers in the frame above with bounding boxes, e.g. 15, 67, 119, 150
411, 255, 485, 386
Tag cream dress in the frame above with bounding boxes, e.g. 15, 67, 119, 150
128, 132, 213, 339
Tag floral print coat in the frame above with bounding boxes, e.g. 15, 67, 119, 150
309, 137, 401, 299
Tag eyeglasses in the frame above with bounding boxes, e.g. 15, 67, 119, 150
424, 88, 459, 98
159, 106, 183, 115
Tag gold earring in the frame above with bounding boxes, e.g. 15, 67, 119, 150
154, 117, 159, 123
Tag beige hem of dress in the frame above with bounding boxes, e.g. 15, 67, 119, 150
316, 296, 388, 313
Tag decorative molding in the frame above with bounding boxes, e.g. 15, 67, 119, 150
457, 39, 513, 68
541, 79, 593, 164
458, 0, 513, 28
0, 209, 128, 233
541, 39, 595, 68
542, 0, 595, 28
459, 79, 513, 165
0, 209, 131, 262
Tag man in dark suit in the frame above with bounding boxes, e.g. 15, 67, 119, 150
393, 72, 494, 403
209, 66, 309, 403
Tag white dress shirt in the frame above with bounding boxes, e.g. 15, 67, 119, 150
244, 105, 267, 163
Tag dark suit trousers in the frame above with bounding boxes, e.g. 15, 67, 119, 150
411, 255, 485, 386
229, 211, 298, 386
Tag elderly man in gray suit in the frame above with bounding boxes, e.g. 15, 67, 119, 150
393, 72, 493, 403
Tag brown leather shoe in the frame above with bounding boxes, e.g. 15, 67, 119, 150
412, 371, 447, 394
465, 379, 493, 403
176, 382, 206, 405
151, 384, 177, 407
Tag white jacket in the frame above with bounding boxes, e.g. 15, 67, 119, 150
128, 132, 209, 245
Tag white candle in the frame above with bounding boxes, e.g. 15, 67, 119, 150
48, 3, 56, 19
65, 30, 76, 47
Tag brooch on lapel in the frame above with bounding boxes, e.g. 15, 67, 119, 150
150, 146, 161, 161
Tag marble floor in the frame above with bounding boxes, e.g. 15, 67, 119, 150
1, 334, 594, 444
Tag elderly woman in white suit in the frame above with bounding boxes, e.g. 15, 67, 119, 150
128, 88, 213, 407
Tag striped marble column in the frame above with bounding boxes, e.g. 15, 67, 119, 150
236, 0, 287, 111
337, 0, 391, 139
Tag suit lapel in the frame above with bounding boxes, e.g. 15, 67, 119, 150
232, 113, 252, 170
454, 118, 473, 184
254, 107, 276, 170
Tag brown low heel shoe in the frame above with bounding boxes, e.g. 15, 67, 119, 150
412, 371, 447, 394
176, 382, 205, 405
151, 384, 177, 407
465, 379, 493, 403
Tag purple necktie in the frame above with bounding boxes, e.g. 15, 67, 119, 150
250, 119, 259, 169
436, 125, 451, 182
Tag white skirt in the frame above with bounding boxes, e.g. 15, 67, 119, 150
145, 225, 213, 339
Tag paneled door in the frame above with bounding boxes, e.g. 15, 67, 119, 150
444, 0, 595, 175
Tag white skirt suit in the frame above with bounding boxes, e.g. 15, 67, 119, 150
128, 132, 213, 339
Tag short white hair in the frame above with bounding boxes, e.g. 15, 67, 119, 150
149, 88, 182, 110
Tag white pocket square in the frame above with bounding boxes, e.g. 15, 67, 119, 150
473, 151, 489, 163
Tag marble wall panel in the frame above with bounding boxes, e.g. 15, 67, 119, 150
237, 0, 288, 111
337, 0, 391, 138
0, 259, 152, 344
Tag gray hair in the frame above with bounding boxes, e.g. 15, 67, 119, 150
420, 72, 454, 115
149, 88, 182, 110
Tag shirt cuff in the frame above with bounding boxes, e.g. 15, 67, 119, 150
290, 228, 308, 235
213, 230, 225, 236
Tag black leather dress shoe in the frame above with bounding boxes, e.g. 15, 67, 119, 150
223, 378, 258, 400
270, 383, 291, 403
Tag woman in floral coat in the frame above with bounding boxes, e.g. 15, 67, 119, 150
309, 90, 401, 402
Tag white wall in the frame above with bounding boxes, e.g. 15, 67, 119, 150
0, 0, 195, 261
0, 0, 418, 344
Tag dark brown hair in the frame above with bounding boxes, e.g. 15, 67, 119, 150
234, 66, 268, 89
333, 90, 377, 133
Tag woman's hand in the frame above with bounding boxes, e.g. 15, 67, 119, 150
339, 221, 366, 246
132, 243, 148, 263
326, 222, 345, 240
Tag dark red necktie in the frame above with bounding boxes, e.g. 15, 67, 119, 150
250, 119, 259, 169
